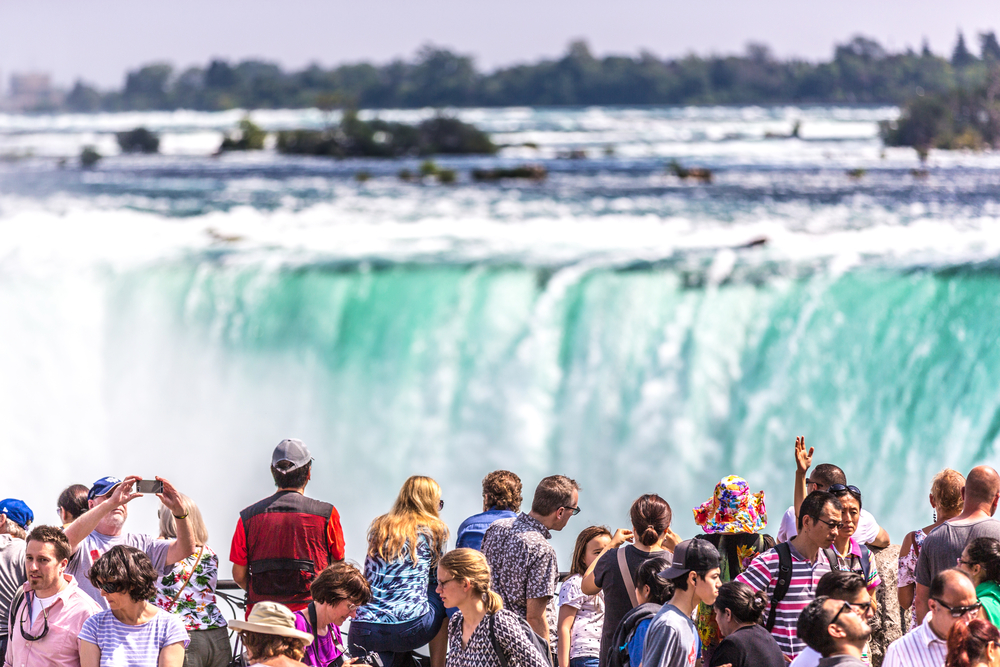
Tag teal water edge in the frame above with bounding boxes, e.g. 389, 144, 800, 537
1, 105, 1000, 566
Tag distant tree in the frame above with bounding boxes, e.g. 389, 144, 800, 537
835, 35, 887, 61
116, 127, 160, 153
980, 32, 1000, 61
952, 32, 977, 67
65, 81, 102, 112
123, 63, 173, 109
921, 39, 933, 58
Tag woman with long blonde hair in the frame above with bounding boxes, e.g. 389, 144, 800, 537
349, 476, 450, 667
438, 549, 550, 667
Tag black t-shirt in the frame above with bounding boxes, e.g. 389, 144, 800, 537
593, 545, 668, 667
709, 624, 786, 667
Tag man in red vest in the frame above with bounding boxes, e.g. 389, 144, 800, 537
230, 439, 346, 613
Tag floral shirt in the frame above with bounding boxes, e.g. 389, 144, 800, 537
897, 529, 928, 619
153, 545, 228, 631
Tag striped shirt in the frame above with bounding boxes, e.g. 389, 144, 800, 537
881, 618, 947, 667
734, 543, 832, 660
79, 608, 189, 667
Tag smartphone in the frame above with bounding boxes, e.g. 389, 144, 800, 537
136, 479, 163, 495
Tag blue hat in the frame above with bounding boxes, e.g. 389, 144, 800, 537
0, 499, 33, 529
88, 476, 122, 501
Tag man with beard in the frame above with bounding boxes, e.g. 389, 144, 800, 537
63, 476, 195, 607
4, 526, 101, 667
796, 595, 872, 667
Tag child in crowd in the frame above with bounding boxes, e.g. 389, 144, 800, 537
619, 556, 673, 667
559, 526, 612, 667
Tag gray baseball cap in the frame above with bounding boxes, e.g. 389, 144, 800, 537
271, 439, 312, 471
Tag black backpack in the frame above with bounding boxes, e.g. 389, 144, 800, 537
487, 610, 552, 667
764, 543, 861, 632
607, 602, 662, 667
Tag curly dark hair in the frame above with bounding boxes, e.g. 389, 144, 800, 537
240, 631, 308, 662
87, 545, 158, 602
483, 470, 522, 513
310, 561, 372, 606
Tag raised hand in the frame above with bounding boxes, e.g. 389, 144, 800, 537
610, 528, 635, 548
794, 436, 813, 475
155, 477, 187, 516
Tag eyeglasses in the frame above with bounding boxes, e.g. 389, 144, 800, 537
19, 595, 49, 641
98, 581, 124, 595
806, 479, 827, 491
437, 578, 456, 587
830, 601, 857, 626
438, 500, 444, 511
932, 598, 982, 618
829, 484, 862, 498
815, 518, 844, 529
562, 506, 582, 516
958, 557, 978, 568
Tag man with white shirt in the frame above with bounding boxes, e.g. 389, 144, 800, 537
883, 569, 980, 667
777, 438, 890, 548
4, 526, 101, 667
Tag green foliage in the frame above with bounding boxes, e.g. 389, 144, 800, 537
471, 165, 547, 181
276, 114, 495, 158
80, 146, 101, 168
419, 160, 438, 176
436, 169, 457, 184
219, 118, 267, 151
56, 37, 994, 111
116, 127, 160, 154
880, 69, 1000, 155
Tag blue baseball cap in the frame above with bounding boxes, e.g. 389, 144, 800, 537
0, 499, 33, 530
88, 476, 123, 501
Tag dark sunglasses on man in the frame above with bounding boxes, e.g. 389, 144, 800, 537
932, 598, 982, 618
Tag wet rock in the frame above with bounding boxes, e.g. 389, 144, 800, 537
869, 545, 903, 667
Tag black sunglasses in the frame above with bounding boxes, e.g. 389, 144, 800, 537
98, 581, 125, 595
932, 598, 982, 618
19, 595, 49, 641
562, 506, 582, 516
829, 484, 862, 498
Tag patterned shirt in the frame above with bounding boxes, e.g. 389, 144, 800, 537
446, 609, 551, 667
735, 543, 832, 660
481, 514, 559, 644
882, 617, 947, 667
153, 545, 228, 631
354, 533, 437, 625
557, 574, 604, 659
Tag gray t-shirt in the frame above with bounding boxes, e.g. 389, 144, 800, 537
0, 535, 26, 637
915, 518, 1000, 587
641, 604, 700, 667
67, 531, 171, 609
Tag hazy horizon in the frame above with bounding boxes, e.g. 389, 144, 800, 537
1, 0, 997, 91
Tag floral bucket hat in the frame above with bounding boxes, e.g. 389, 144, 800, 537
693, 475, 766, 534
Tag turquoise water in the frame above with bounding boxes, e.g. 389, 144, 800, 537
2, 105, 999, 565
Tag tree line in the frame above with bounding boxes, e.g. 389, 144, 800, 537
60, 32, 1000, 112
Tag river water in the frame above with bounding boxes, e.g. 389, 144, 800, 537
2, 105, 999, 569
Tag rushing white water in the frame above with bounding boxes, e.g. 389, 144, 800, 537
2, 105, 1000, 573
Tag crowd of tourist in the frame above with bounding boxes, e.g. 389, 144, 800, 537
2, 436, 1000, 667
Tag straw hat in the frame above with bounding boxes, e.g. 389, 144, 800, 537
693, 475, 766, 534
228, 602, 314, 645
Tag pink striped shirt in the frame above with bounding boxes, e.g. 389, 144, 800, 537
734, 544, 832, 660
882, 618, 947, 667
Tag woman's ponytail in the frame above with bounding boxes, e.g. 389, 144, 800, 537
484, 590, 504, 614
946, 619, 999, 667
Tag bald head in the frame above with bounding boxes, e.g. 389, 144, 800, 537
964, 466, 1000, 508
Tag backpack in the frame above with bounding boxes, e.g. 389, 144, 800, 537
487, 610, 552, 667
765, 543, 863, 632
823, 544, 873, 583
607, 603, 661, 667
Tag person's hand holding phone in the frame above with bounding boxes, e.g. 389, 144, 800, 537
110, 476, 143, 508
155, 477, 186, 517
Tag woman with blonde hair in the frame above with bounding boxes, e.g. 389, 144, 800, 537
898, 468, 965, 622
349, 476, 450, 667
438, 549, 550, 667
154, 495, 230, 667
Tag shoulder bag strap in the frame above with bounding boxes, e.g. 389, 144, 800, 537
617, 547, 639, 609
170, 545, 205, 603
487, 613, 511, 667
765, 542, 792, 632
8, 587, 25, 634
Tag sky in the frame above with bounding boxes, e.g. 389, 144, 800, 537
1, 0, 998, 89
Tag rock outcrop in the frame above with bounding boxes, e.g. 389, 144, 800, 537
870, 545, 903, 667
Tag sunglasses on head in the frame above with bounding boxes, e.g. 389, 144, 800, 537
829, 484, 862, 498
